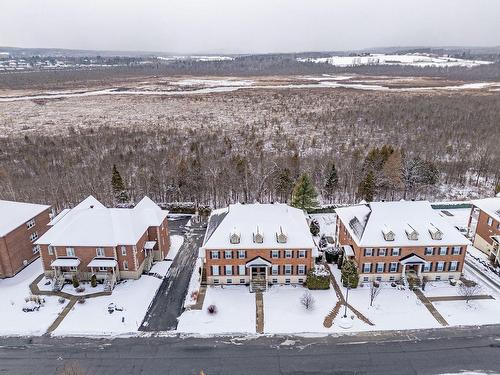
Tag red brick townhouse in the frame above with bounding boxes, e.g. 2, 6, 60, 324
199, 203, 317, 292
0, 200, 51, 278
469, 195, 500, 257
335, 200, 470, 284
36, 195, 169, 291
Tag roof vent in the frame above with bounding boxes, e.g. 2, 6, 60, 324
405, 223, 419, 240
428, 223, 443, 240
90, 205, 94, 209
230, 227, 240, 244
253, 225, 264, 244
276, 226, 287, 244
381, 224, 395, 241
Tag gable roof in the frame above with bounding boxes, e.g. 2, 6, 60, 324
36, 196, 168, 247
0, 200, 50, 237
471, 197, 500, 222
335, 200, 470, 247
202, 203, 315, 249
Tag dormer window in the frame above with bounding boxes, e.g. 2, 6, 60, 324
230, 227, 240, 244
381, 224, 395, 241
405, 224, 419, 240
253, 225, 264, 244
428, 223, 443, 240
276, 226, 287, 244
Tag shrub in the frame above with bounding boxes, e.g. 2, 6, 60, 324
90, 274, 97, 288
309, 219, 320, 236
72, 275, 80, 288
207, 304, 217, 315
306, 270, 330, 290
75, 286, 85, 293
341, 260, 359, 288
77, 297, 86, 304
58, 297, 66, 304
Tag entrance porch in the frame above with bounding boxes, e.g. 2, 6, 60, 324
246, 256, 271, 292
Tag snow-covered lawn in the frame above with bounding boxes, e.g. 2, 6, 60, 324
0, 259, 68, 336
177, 286, 255, 334
149, 234, 185, 277
433, 299, 500, 326
264, 285, 338, 334
37, 277, 106, 295
310, 213, 337, 236
53, 275, 162, 336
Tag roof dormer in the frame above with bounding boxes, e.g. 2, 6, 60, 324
428, 223, 443, 240
230, 227, 240, 244
381, 224, 395, 241
276, 226, 287, 244
253, 225, 264, 244
405, 223, 419, 240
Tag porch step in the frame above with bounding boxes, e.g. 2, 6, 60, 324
52, 275, 64, 292
250, 280, 267, 293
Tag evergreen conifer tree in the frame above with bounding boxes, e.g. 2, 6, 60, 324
324, 162, 339, 203
358, 171, 375, 202
341, 259, 359, 288
291, 174, 318, 211
111, 164, 129, 203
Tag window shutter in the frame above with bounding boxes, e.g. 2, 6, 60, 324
209, 251, 212, 260
270, 250, 273, 258
278, 250, 281, 258
456, 262, 460, 271
363, 248, 366, 256
305, 250, 308, 258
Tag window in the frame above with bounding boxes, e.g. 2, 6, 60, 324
285, 279, 291, 284
425, 247, 434, 256
69, 267, 77, 272
48, 246, 54, 255
26, 218, 35, 229
298, 265, 305, 275
298, 278, 304, 284
449, 261, 458, 272
123, 261, 129, 270
376, 262, 385, 273
391, 248, 400, 256
227, 279, 232, 284
98, 266, 107, 272
29, 232, 38, 242
363, 276, 369, 282
238, 265, 246, 276
423, 262, 432, 272
272, 278, 278, 284
66, 247, 75, 257
285, 250, 292, 258
96, 247, 105, 257
452, 246, 461, 255
439, 247, 448, 256
213, 279, 219, 284
487, 217, 493, 226
32, 245, 40, 254
378, 248, 387, 256
363, 263, 372, 273
435, 276, 441, 281
133, 245, 137, 252
389, 276, 395, 281
389, 262, 398, 273
121, 246, 127, 256
364, 248, 373, 256
211, 251, 219, 259
211, 265, 220, 276
284, 264, 292, 275
271, 250, 279, 258
238, 250, 246, 259
436, 261, 445, 272
224, 250, 232, 259
240, 279, 245, 284
225, 265, 233, 276
271, 265, 279, 276
376, 276, 382, 282
298, 250, 306, 258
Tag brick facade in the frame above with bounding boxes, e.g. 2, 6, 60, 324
473, 209, 500, 255
0, 207, 51, 278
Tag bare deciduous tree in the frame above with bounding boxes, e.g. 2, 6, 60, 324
369, 280, 381, 307
458, 282, 481, 304
300, 291, 315, 310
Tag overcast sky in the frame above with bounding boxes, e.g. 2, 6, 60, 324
1, 0, 499, 54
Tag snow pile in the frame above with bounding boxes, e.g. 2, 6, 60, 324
312, 264, 330, 277
183, 257, 203, 308
172, 79, 254, 87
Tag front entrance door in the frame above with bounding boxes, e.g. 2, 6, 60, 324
252, 267, 266, 280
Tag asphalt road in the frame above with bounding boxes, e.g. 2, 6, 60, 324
1, 325, 499, 374
139, 216, 206, 331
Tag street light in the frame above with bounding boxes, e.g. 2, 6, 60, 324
343, 274, 350, 318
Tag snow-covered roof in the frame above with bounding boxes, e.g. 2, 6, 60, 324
471, 197, 500, 222
87, 258, 118, 268
51, 257, 80, 267
335, 201, 470, 247
202, 203, 315, 249
0, 200, 50, 237
48, 209, 70, 226
37, 196, 168, 247
144, 241, 156, 250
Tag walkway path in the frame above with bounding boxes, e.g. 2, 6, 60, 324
44, 299, 78, 334
427, 295, 494, 302
325, 263, 374, 326
192, 286, 207, 310
255, 292, 264, 334
413, 289, 449, 326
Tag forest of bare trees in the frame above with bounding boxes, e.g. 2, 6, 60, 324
0, 86, 498, 210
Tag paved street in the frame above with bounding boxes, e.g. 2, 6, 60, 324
140, 216, 206, 331
0, 325, 499, 374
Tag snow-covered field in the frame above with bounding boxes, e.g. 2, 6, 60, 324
433, 299, 500, 326
53, 275, 162, 336
0, 259, 68, 336
298, 53, 493, 68
177, 286, 256, 334
263, 285, 338, 334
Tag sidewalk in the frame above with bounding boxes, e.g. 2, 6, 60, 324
414, 289, 449, 326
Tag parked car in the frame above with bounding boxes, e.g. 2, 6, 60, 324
22, 301, 41, 312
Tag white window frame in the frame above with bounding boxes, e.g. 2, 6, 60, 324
363, 263, 372, 273
26, 218, 35, 229
271, 250, 279, 258
439, 247, 447, 256
298, 250, 306, 258
224, 250, 232, 259
66, 247, 75, 257
285, 250, 292, 259
425, 247, 434, 256
238, 250, 246, 259
48, 246, 54, 255
376, 262, 385, 273
238, 265, 246, 276
378, 248, 387, 256
423, 262, 431, 272
271, 265, 279, 276
487, 217, 493, 226
389, 262, 398, 272
452, 246, 461, 255
96, 247, 105, 257
225, 265, 233, 276
98, 266, 107, 272
32, 244, 40, 254
449, 261, 458, 272
436, 261, 445, 272
211, 250, 219, 259
298, 265, 305, 275
391, 248, 400, 256
365, 248, 373, 257
121, 246, 127, 256
211, 265, 220, 276
29, 232, 38, 242
284, 264, 292, 275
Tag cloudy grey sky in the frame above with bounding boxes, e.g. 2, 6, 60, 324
1, 0, 499, 54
